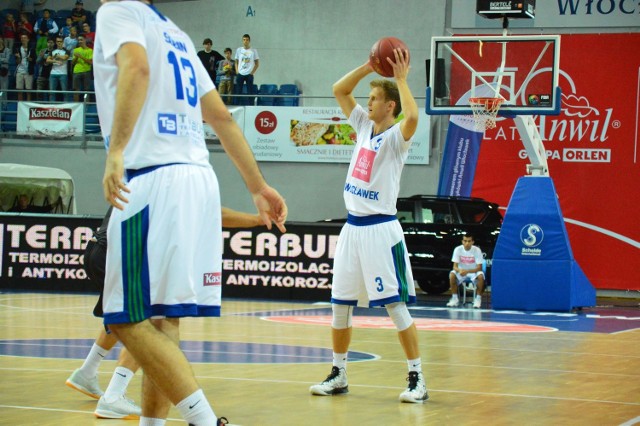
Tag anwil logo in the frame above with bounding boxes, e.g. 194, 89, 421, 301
29, 107, 72, 121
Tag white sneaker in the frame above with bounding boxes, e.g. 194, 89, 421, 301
473, 295, 482, 309
446, 295, 459, 307
399, 371, 429, 403
65, 368, 104, 399
94, 395, 142, 419
309, 366, 348, 396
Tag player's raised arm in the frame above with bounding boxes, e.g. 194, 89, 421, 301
333, 62, 373, 119
388, 48, 418, 141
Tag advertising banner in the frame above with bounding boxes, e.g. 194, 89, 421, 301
0, 214, 101, 292
243, 106, 430, 164
0, 215, 342, 302
222, 223, 340, 301
468, 33, 640, 291
17, 102, 85, 138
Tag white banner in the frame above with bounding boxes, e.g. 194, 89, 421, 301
17, 102, 85, 138
243, 106, 430, 164
203, 106, 245, 141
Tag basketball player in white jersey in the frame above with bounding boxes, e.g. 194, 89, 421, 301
94, 1, 287, 425
309, 49, 428, 403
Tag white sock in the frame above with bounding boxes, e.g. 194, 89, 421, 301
408, 358, 422, 373
103, 367, 134, 402
176, 389, 216, 425
139, 417, 166, 426
451, 294, 459, 300
333, 352, 347, 370
79, 343, 109, 378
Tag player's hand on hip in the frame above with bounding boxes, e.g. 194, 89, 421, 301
102, 151, 130, 210
252, 185, 288, 233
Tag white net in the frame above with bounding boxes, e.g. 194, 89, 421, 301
469, 97, 504, 131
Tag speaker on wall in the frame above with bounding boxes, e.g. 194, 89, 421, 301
425, 58, 447, 99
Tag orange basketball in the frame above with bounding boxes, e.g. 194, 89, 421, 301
369, 37, 409, 78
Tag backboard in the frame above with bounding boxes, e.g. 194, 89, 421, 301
426, 35, 561, 116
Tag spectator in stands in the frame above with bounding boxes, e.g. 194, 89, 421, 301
13, 34, 36, 101
80, 22, 95, 48
71, 1, 90, 29
17, 13, 34, 40
0, 39, 10, 108
9, 194, 53, 213
197, 38, 223, 84
72, 35, 92, 102
47, 36, 69, 102
59, 17, 74, 39
36, 37, 54, 101
234, 33, 259, 104
2, 13, 17, 54
217, 47, 235, 105
34, 9, 58, 42
64, 26, 78, 53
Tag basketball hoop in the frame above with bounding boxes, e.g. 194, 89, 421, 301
469, 97, 505, 131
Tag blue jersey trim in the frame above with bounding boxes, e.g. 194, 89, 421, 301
369, 295, 417, 307
347, 213, 397, 226
330, 298, 358, 306
103, 304, 221, 325
125, 163, 184, 181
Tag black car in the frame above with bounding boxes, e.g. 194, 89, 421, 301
322, 195, 502, 294
397, 195, 502, 294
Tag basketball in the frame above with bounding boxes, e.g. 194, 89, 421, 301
369, 37, 409, 78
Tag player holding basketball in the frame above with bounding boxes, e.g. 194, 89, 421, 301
309, 48, 428, 403
94, 1, 287, 425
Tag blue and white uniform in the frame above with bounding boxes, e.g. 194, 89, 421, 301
331, 104, 416, 307
94, 1, 222, 324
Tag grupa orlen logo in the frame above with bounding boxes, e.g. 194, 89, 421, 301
520, 224, 543, 256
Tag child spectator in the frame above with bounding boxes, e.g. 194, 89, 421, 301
216, 47, 235, 104
17, 13, 34, 40
59, 17, 74, 39
2, 13, 17, 53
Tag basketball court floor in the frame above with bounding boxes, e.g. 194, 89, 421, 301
1, 291, 638, 425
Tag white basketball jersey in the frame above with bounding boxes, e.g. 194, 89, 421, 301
343, 104, 411, 216
93, 1, 214, 169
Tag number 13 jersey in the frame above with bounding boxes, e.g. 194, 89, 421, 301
94, 1, 214, 170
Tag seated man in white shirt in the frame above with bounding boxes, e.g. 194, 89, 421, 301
446, 233, 485, 308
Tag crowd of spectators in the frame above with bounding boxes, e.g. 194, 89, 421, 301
0, 1, 95, 106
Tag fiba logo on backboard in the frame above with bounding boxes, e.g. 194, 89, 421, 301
520, 224, 543, 256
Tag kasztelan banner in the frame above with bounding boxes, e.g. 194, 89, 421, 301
17, 102, 85, 138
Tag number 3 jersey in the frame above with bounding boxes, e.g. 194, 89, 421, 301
94, 1, 215, 170
344, 104, 412, 216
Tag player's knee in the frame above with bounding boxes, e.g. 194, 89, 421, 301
332, 304, 353, 329
386, 302, 414, 331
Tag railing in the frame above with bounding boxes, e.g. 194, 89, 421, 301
1, 88, 427, 142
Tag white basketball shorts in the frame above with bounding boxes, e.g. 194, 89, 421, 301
331, 214, 416, 308
103, 163, 222, 325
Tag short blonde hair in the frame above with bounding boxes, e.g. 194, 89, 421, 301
370, 79, 401, 117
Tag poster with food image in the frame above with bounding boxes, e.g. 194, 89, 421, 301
243, 106, 429, 164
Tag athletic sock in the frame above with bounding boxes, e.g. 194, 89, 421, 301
79, 343, 109, 377
176, 389, 216, 426
103, 366, 134, 402
333, 352, 347, 370
139, 417, 166, 426
408, 357, 422, 373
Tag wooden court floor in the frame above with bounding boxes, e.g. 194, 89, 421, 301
0, 292, 639, 425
